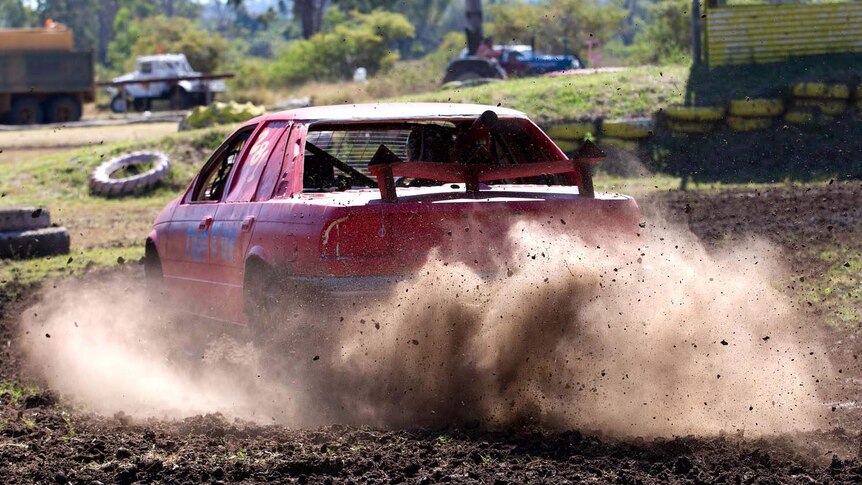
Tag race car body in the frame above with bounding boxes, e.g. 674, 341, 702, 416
145, 103, 640, 328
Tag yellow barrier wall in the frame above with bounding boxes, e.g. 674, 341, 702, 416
705, 3, 862, 66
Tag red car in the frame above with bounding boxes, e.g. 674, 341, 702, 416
145, 103, 639, 336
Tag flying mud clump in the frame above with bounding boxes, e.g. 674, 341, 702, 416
20, 220, 832, 436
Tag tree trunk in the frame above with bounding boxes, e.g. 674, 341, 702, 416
295, 0, 326, 39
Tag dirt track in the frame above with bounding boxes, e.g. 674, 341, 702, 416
2, 183, 862, 483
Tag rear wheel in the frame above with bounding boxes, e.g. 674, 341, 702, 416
9, 97, 43, 125
244, 262, 285, 345
44, 96, 82, 123
132, 97, 151, 112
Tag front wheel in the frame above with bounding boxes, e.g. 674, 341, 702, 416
110, 94, 127, 113
9, 97, 43, 125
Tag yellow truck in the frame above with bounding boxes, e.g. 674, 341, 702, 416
0, 25, 94, 124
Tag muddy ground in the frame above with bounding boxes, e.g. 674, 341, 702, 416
2, 183, 862, 483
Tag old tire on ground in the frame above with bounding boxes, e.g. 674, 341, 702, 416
44, 96, 82, 123
9, 97, 44, 125
90, 151, 171, 197
0, 226, 70, 259
0, 207, 51, 231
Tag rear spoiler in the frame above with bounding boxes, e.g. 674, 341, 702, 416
368, 117, 604, 202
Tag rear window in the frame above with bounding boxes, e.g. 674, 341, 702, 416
301, 119, 564, 193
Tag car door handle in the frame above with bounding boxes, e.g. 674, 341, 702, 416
241, 215, 255, 232
199, 216, 213, 230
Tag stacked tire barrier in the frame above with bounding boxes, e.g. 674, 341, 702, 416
787, 82, 850, 126
727, 99, 783, 131
600, 118, 653, 150
0, 207, 70, 259
544, 118, 654, 155
664, 106, 726, 134
545, 121, 596, 153
544, 81, 861, 154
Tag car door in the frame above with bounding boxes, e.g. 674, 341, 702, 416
161, 125, 256, 319
209, 121, 292, 321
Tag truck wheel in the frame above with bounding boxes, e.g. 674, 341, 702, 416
89, 151, 171, 197
9, 97, 44, 125
170, 87, 193, 110
132, 98, 149, 112
110, 95, 127, 113
44, 96, 82, 123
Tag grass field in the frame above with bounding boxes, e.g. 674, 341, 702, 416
0, 122, 181, 165
396, 65, 689, 122
0, 126, 230, 289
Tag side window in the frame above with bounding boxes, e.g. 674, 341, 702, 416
191, 127, 255, 202
225, 121, 289, 202
140, 62, 152, 74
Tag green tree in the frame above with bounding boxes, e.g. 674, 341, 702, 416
270, 9, 415, 84
0, 0, 38, 28
487, 0, 627, 55
107, 15, 228, 72
640, 0, 692, 62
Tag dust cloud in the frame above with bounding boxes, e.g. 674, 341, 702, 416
20, 217, 832, 436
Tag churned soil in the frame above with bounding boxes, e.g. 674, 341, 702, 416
1, 183, 862, 484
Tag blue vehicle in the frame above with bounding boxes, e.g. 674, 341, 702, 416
443, 44, 583, 84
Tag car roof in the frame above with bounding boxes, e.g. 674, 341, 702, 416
137, 54, 188, 63
253, 103, 529, 124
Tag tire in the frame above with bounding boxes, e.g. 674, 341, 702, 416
0, 227, 70, 259
170, 87, 193, 110
665, 105, 726, 122
545, 121, 597, 141
244, 263, 329, 349
110, 94, 127, 113
601, 119, 653, 139
784, 110, 816, 125
726, 116, 773, 132
90, 151, 171, 197
668, 120, 715, 134
0, 207, 51, 232
132, 97, 149, 112
792, 82, 850, 99
793, 98, 848, 115
44, 96, 82, 123
9, 97, 44, 125
728, 99, 784, 117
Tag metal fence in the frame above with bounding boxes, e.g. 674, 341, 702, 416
704, 1, 862, 66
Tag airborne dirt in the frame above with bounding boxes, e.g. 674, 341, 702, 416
2, 183, 862, 483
